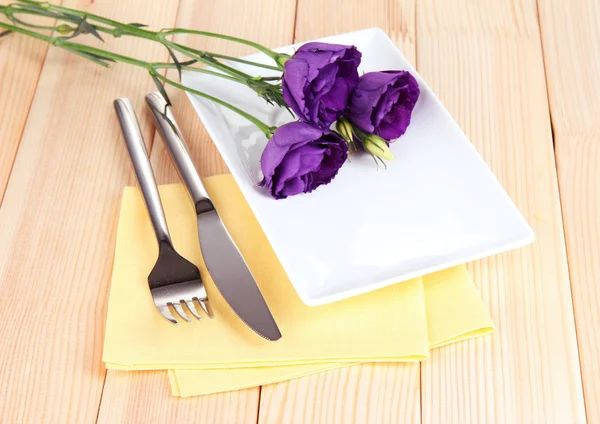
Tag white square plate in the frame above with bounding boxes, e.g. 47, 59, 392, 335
182, 28, 534, 306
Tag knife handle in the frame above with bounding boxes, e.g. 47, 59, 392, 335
114, 98, 173, 246
145, 92, 213, 215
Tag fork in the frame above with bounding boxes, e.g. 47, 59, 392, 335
114, 98, 213, 324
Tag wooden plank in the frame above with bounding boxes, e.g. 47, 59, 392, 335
259, 364, 420, 424
97, 0, 296, 422
0, 0, 59, 202
97, 371, 260, 424
416, 0, 586, 422
257, 1, 420, 423
290, 0, 416, 65
536, 0, 600, 420
0, 1, 179, 422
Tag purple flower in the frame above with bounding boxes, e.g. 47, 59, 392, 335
260, 121, 348, 199
282, 42, 361, 129
346, 70, 420, 141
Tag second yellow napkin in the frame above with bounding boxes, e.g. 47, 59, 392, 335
169, 265, 493, 396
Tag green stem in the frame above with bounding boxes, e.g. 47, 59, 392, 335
17, 0, 156, 39
155, 73, 274, 137
0, 22, 261, 87
258, 76, 282, 81
0, 20, 274, 136
3, 5, 57, 30
2, 2, 283, 132
2, 5, 279, 77
0, 20, 54, 43
12, 1, 285, 72
160, 28, 283, 62
352, 126, 368, 138
0, 23, 109, 68
209, 53, 281, 71
158, 35, 250, 80
59, 38, 150, 67
16, 1, 275, 61
1, 18, 288, 106
153, 63, 241, 82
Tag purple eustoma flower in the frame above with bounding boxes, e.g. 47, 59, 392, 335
260, 121, 348, 199
346, 70, 420, 141
282, 42, 361, 129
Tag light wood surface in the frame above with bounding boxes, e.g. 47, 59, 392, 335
537, 1, 600, 422
417, 0, 585, 422
0, 0, 58, 201
259, 364, 421, 424
0, 0, 597, 423
97, 371, 260, 424
0, 0, 177, 422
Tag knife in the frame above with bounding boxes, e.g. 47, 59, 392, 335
145, 92, 281, 341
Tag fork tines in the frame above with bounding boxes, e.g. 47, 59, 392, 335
148, 242, 214, 324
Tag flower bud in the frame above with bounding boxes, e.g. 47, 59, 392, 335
363, 134, 394, 161
335, 117, 354, 144
56, 24, 73, 35
275, 53, 291, 69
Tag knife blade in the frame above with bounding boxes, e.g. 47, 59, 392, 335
145, 92, 281, 341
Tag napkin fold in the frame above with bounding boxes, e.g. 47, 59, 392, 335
103, 175, 494, 396
169, 266, 493, 396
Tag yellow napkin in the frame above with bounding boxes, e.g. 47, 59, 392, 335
102, 175, 494, 394
168, 266, 493, 396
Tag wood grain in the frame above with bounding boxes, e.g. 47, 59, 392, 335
259, 364, 420, 424
97, 371, 260, 424
537, 0, 600, 421
417, 0, 586, 422
97, 0, 296, 422
0, 0, 178, 422
292, 0, 416, 66
0, 0, 60, 203
256, 1, 420, 423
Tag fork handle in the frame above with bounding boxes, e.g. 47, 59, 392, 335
115, 98, 172, 246
145, 92, 213, 215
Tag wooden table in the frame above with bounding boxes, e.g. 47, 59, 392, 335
0, 0, 598, 422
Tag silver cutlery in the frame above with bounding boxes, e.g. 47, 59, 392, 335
145, 92, 281, 341
114, 97, 212, 324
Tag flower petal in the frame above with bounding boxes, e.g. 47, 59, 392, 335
260, 122, 348, 199
346, 70, 420, 140
282, 59, 311, 120
282, 43, 361, 128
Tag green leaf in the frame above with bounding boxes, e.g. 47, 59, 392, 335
284, 104, 294, 117
83, 21, 104, 42
149, 71, 171, 107
77, 18, 104, 42
158, 105, 182, 140
61, 12, 82, 22
69, 49, 112, 67
179, 59, 198, 67
85, 51, 116, 63
61, 13, 103, 42
164, 44, 182, 80
14, 4, 64, 20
